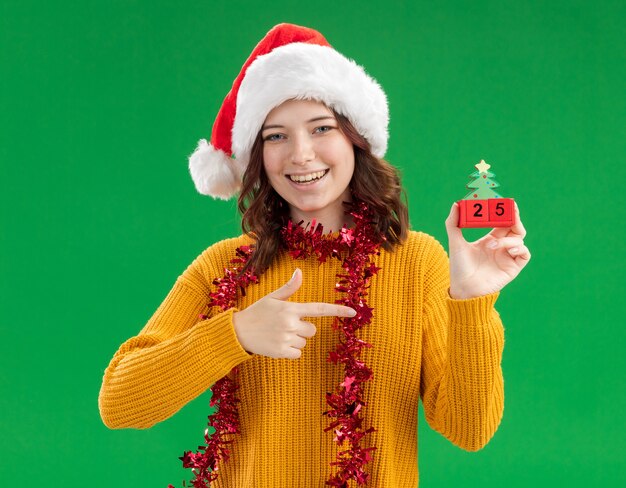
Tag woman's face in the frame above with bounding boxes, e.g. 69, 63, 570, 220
261, 99, 355, 226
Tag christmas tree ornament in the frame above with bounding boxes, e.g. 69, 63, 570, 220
457, 160, 515, 228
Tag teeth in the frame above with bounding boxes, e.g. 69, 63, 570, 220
288, 170, 326, 183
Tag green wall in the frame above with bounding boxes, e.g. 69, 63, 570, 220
1, 1, 624, 486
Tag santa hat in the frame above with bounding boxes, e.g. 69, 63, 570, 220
188, 23, 389, 200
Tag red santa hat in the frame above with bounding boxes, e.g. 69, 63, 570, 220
188, 23, 389, 200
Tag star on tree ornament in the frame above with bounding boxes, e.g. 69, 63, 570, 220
475, 159, 491, 173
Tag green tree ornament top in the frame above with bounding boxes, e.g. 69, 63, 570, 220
463, 159, 504, 200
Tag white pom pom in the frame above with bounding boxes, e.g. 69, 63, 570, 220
188, 139, 241, 200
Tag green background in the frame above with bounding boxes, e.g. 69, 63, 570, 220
1, 1, 624, 486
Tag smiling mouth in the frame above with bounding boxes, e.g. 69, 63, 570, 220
286, 169, 329, 184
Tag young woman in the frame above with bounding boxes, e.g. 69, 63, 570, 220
99, 23, 531, 487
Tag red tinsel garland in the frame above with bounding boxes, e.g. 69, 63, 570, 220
169, 201, 385, 487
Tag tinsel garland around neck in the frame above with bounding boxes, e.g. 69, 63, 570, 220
169, 201, 386, 488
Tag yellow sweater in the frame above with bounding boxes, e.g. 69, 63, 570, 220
98, 230, 505, 487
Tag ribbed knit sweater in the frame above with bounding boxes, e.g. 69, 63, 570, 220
98, 229, 505, 487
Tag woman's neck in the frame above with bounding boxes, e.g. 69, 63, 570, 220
289, 204, 355, 233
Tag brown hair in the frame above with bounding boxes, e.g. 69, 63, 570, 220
236, 106, 409, 276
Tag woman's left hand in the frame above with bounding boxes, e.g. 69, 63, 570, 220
444, 201, 531, 299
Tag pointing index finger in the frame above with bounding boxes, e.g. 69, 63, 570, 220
297, 302, 357, 318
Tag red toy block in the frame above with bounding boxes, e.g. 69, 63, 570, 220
458, 199, 489, 227
488, 198, 514, 225
457, 198, 515, 228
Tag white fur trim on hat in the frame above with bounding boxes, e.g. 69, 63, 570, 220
188, 139, 247, 200
232, 42, 389, 168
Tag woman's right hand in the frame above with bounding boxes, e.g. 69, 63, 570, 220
232, 268, 357, 359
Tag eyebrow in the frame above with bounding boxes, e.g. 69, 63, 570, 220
261, 115, 335, 132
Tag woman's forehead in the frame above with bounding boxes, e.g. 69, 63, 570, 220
264, 98, 333, 124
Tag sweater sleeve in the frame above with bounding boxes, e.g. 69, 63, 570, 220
98, 244, 253, 430
419, 236, 505, 451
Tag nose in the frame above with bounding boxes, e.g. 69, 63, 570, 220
290, 132, 315, 165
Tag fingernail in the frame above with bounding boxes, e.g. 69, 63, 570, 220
349, 308, 357, 317
488, 240, 498, 249
510, 247, 519, 253
290, 269, 298, 282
